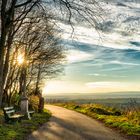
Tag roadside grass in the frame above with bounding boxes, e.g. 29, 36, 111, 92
0, 109, 51, 140
55, 103, 140, 137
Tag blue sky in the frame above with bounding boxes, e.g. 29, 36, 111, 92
43, 0, 140, 95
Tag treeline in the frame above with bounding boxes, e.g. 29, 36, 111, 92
0, 0, 66, 107
0, 0, 102, 108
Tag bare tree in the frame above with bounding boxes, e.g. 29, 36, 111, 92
0, 0, 42, 107
0, 0, 103, 107
2, 11, 65, 107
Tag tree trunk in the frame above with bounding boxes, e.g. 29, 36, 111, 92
0, 0, 16, 107
35, 64, 41, 94
19, 64, 27, 97
0, 0, 8, 107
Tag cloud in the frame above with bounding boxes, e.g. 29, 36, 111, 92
86, 81, 126, 88
95, 21, 116, 32
66, 49, 93, 63
57, 0, 140, 53
86, 82, 123, 88
88, 73, 128, 78
87, 60, 140, 67
100, 67, 129, 72
88, 73, 101, 76
129, 41, 140, 47
46, 0, 140, 95
117, 2, 128, 7
109, 60, 140, 66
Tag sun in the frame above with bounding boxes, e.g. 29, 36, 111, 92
17, 54, 24, 65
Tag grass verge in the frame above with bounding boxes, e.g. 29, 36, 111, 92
55, 103, 140, 139
0, 109, 51, 140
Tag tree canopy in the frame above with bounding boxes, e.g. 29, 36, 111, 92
0, 0, 102, 107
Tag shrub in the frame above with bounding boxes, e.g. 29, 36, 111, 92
89, 107, 112, 115
29, 95, 39, 112
113, 111, 122, 116
74, 105, 81, 109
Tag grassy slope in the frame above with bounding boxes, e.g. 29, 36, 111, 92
55, 103, 140, 138
0, 109, 51, 140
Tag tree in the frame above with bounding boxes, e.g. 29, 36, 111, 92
0, 0, 43, 107
0, 0, 102, 107
2, 10, 65, 107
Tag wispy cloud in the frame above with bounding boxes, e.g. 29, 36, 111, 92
85, 81, 133, 89
100, 67, 130, 72
88, 73, 128, 78
88, 73, 101, 76
66, 49, 93, 63
110, 60, 140, 66
86, 81, 124, 88
44, 0, 140, 95
58, 0, 140, 52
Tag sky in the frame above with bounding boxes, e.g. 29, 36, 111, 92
43, 0, 140, 95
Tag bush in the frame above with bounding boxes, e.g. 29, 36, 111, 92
74, 105, 81, 109
113, 111, 122, 116
29, 95, 39, 112
89, 107, 112, 115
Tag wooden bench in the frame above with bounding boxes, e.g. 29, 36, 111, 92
3, 106, 24, 123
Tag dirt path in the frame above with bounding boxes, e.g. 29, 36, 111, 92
27, 105, 127, 140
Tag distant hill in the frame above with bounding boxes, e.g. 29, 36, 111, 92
45, 91, 140, 107
45, 91, 140, 100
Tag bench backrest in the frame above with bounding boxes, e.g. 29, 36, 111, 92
3, 106, 15, 120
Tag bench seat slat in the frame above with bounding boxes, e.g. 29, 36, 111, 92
10, 114, 24, 119
6, 110, 15, 114
4, 107, 14, 110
